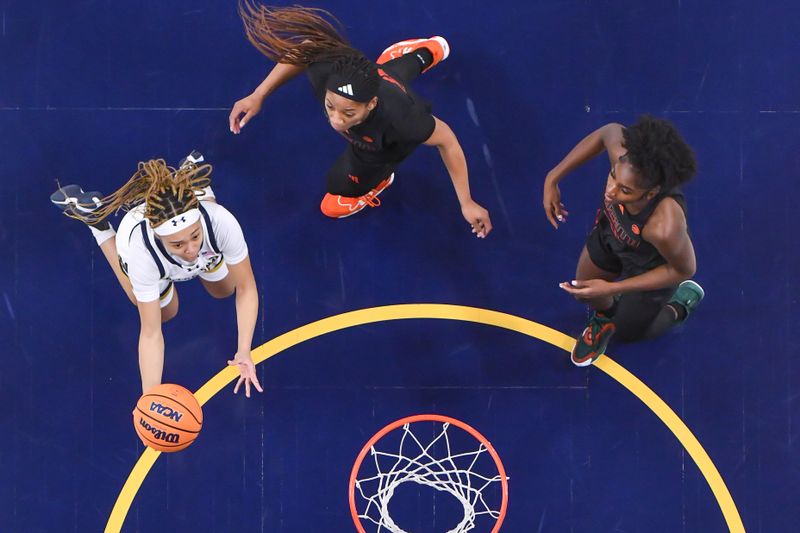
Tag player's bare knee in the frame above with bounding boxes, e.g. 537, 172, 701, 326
201, 278, 235, 299
160, 293, 179, 322
210, 287, 235, 299
161, 303, 178, 323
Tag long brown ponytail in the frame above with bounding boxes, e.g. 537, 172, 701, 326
238, 1, 354, 65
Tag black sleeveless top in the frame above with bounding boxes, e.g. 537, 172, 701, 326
595, 190, 687, 276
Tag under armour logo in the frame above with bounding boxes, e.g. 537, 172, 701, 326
171, 216, 186, 227
337, 84, 354, 96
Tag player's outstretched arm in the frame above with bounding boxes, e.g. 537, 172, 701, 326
424, 116, 492, 238
137, 299, 165, 394
229, 63, 306, 134
225, 256, 263, 398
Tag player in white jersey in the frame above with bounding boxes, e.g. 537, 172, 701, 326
51, 153, 263, 397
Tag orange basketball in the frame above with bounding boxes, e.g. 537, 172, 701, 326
133, 383, 203, 452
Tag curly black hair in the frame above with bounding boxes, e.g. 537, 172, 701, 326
622, 115, 697, 191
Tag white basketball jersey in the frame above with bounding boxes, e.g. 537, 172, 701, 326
116, 201, 248, 303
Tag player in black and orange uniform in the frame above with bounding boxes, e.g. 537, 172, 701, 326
228, 3, 491, 237
543, 116, 704, 366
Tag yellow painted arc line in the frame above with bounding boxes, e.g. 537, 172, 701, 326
593, 356, 745, 532
105, 304, 744, 533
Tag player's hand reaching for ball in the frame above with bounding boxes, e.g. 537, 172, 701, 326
228, 352, 264, 398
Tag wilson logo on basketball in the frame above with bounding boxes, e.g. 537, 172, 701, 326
138, 418, 180, 444
149, 401, 184, 422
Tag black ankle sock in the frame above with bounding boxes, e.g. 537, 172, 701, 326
414, 48, 434, 70
667, 303, 687, 321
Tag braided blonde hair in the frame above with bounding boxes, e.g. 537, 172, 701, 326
66, 159, 212, 228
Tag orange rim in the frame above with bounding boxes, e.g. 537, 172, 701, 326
348, 413, 509, 532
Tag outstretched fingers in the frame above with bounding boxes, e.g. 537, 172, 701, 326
228, 358, 264, 398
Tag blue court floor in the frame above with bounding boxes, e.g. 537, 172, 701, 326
1, 1, 798, 531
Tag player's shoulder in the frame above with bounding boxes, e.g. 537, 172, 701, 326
644, 196, 687, 244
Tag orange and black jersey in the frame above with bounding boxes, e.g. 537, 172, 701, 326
591, 190, 688, 277
307, 60, 436, 164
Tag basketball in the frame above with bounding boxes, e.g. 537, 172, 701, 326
133, 383, 203, 452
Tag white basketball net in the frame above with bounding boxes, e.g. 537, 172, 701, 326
353, 421, 504, 532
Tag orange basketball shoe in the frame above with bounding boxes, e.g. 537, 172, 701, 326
376, 37, 450, 73
320, 173, 395, 218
